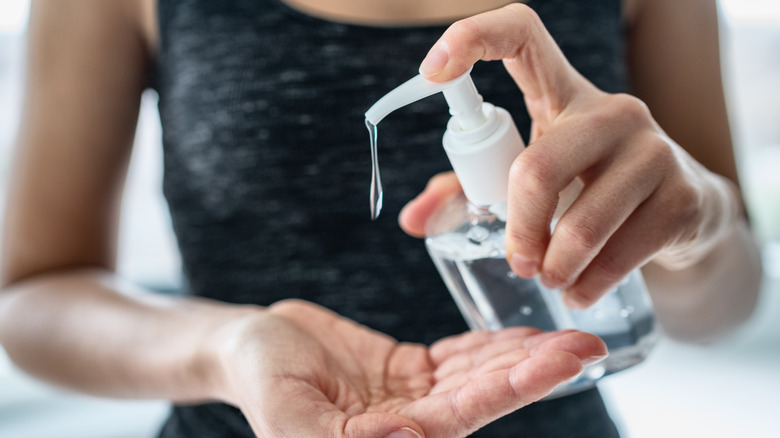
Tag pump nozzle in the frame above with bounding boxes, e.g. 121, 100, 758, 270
365, 70, 486, 130
365, 69, 524, 210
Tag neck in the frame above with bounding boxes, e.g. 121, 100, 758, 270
280, 0, 522, 26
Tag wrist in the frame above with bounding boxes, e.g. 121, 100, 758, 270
191, 303, 268, 405
654, 174, 741, 270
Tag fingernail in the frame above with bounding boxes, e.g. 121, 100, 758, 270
511, 253, 538, 278
562, 290, 587, 310
419, 43, 449, 77
386, 427, 422, 438
539, 274, 562, 290
583, 353, 609, 366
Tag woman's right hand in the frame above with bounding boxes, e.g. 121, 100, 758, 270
212, 299, 606, 438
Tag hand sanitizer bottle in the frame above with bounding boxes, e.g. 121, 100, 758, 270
365, 71, 657, 396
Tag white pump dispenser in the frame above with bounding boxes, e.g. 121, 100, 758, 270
365, 70, 485, 128
365, 71, 524, 207
366, 70, 657, 397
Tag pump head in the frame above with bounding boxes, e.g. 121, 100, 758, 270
365, 70, 487, 131
365, 70, 525, 208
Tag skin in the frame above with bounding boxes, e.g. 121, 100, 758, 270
282, 0, 518, 26
0, 0, 762, 437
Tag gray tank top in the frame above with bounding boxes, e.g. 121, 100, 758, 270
154, 0, 625, 436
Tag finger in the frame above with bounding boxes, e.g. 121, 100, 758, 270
564, 184, 695, 308
429, 327, 540, 365
504, 112, 612, 277
430, 329, 605, 396
399, 171, 462, 238
470, 349, 531, 379
504, 94, 655, 278
518, 329, 578, 350
433, 335, 530, 381
419, 4, 589, 113
523, 330, 608, 362
405, 351, 584, 438
429, 349, 531, 396
430, 331, 491, 365
539, 140, 663, 290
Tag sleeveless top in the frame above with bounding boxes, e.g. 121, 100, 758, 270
153, 0, 626, 436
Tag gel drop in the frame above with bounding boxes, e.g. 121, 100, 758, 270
366, 119, 383, 220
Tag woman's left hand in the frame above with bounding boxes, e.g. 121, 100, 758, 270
399, 4, 739, 309
217, 300, 607, 438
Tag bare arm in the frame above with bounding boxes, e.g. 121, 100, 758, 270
0, 0, 243, 402
627, 0, 761, 341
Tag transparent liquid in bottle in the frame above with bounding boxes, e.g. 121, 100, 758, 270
425, 194, 657, 397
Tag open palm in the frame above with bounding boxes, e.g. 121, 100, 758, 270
221, 300, 606, 438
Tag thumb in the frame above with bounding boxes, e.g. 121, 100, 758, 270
399, 171, 462, 238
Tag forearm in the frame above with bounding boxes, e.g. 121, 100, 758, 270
0, 268, 258, 402
644, 216, 762, 343
627, 0, 762, 341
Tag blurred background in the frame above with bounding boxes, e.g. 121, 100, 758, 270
0, 1, 778, 437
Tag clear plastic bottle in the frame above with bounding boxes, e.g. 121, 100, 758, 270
365, 70, 657, 396
425, 194, 657, 396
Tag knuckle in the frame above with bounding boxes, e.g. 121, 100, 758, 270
591, 253, 630, 286
596, 93, 652, 132
555, 216, 605, 255
504, 2, 543, 29
611, 93, 651, 124
653, 174, 704, 230
509, 153, 556, 196
543, 268, 574, 288
676, 183, 703, 212
638, 139, 704, 231
451, 3, 543, 61
669, 184, 704, 228
268, 298, 303, 312
627, 135, 678, 185
641, 134, 675, 167
564, 286, 595, 307
506, 225, 545, 254
449, 15, 488, 49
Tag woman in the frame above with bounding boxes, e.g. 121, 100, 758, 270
0, 0, 761, 437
